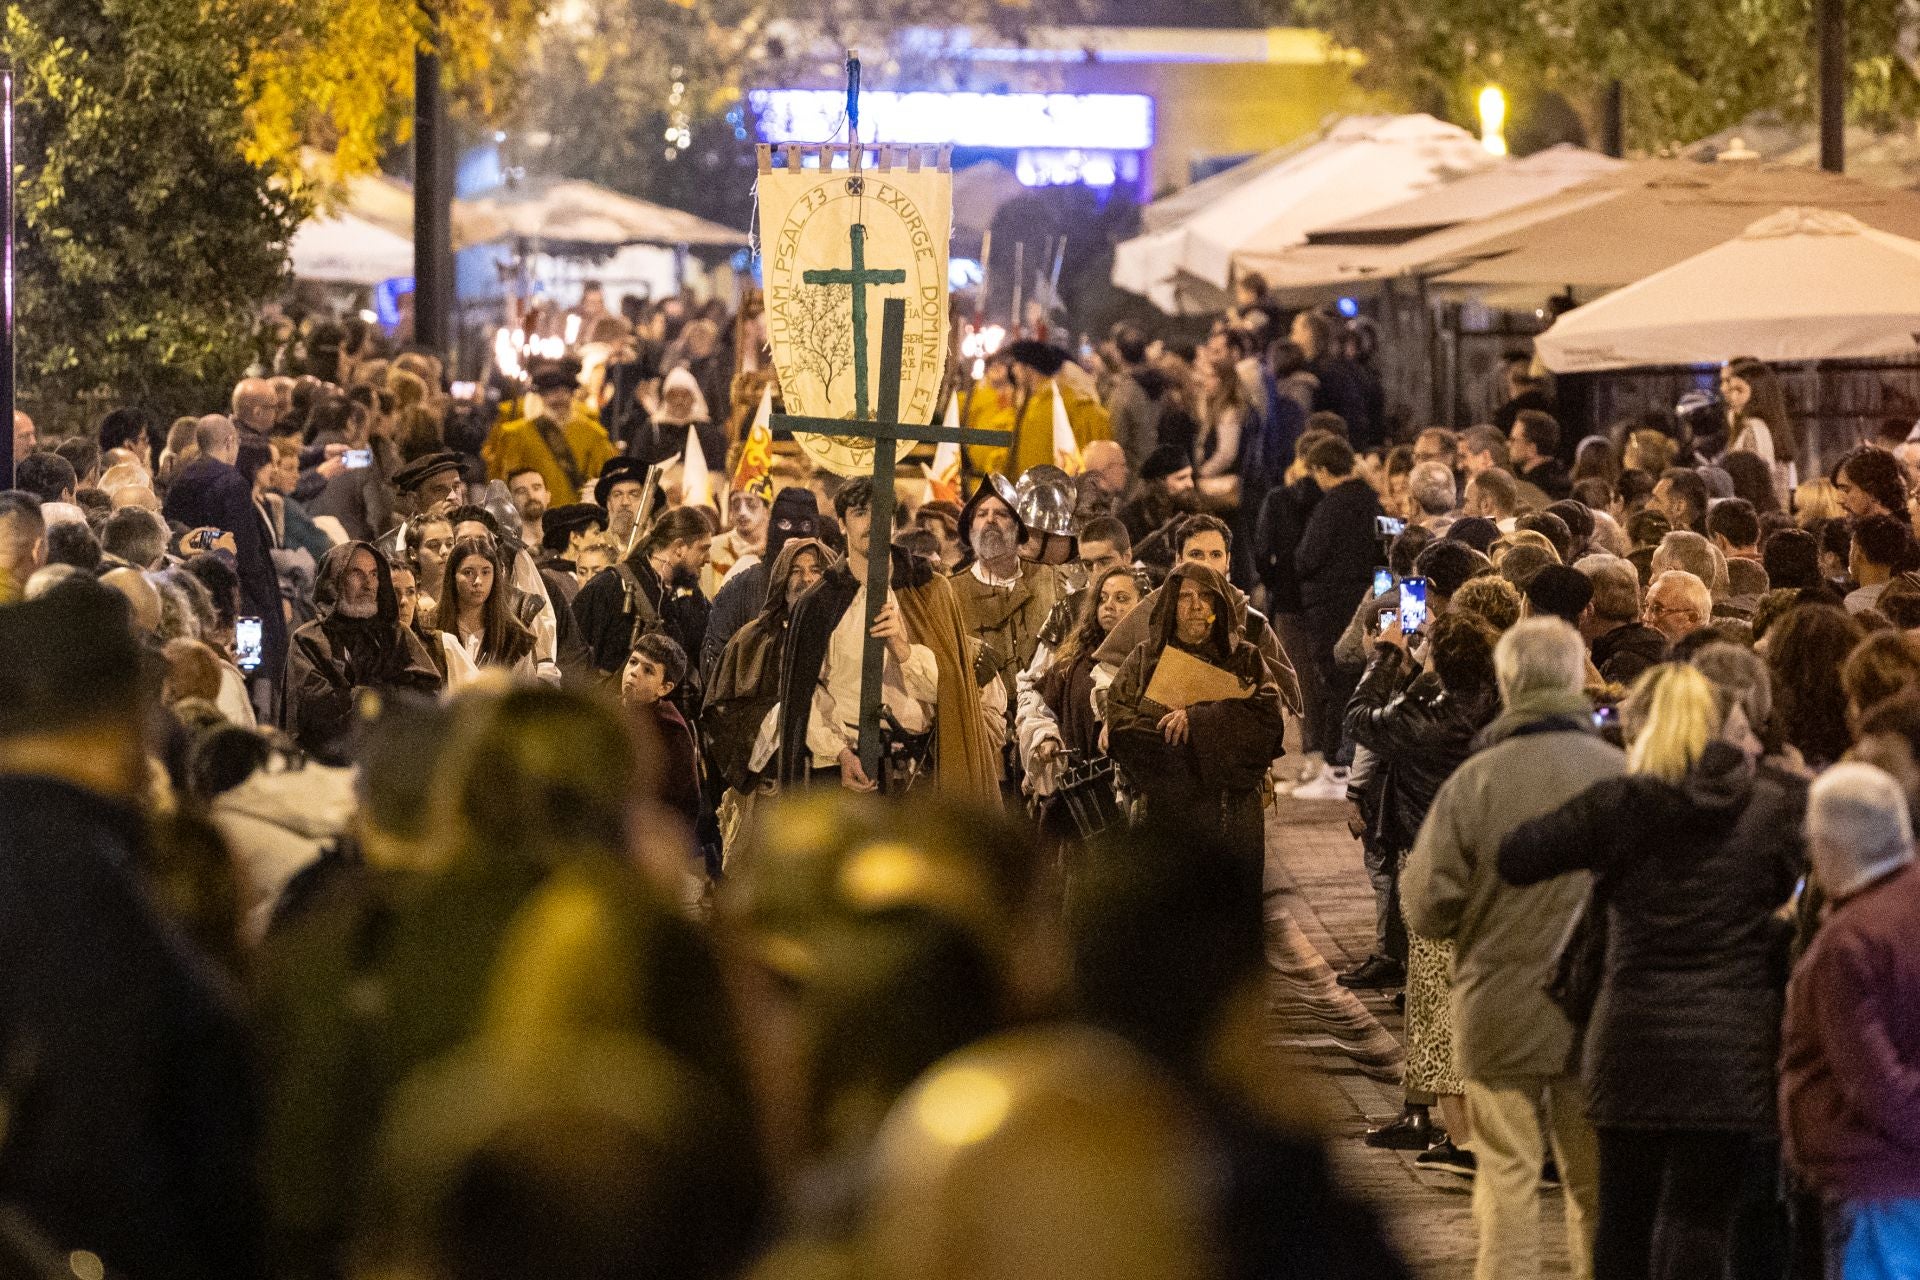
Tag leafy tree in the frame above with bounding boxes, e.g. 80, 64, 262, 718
237, 0, 546, 192
11, 0, 304, 431
1282, 0, 1920, 153
501, 0, 1090, 229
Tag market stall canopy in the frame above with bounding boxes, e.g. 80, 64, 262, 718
288, 212, 416, 284
1534, 208, 1920, 373
1434, 158, 1920, 293
331, 167, 508, 251
1112, 114, 1496, 313
460, 179, 751, 250
1234, 145, 1625, 295
1683, 114, 1920, 191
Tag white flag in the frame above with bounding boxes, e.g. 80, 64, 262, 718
682, 424, 714, 510
1051, 381, 1083, 474
924, 392, 963, 503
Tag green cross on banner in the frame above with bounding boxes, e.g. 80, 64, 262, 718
774, 223, 1012, 784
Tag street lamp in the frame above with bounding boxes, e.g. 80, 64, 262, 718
1478, 85, 1509, 157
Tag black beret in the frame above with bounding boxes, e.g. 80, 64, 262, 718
541, 502, 609, 553
1525, 564, 1596, 625
1446, 516, 1500, 555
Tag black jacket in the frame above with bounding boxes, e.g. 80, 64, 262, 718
1592, 622, 1668, 687
1519, 457, 1572, 502
163, 455, 288, 682
1499, 742, 1806, 1131
1343, 647, 1499, 852
0, 776, 263, 1280
1293, 477, 1382, 627
573, 556, 711, 678
1254, 476, 1321, 616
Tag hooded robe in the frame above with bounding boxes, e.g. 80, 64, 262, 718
284, 542, 444, 763
1106, 563, 1285, 866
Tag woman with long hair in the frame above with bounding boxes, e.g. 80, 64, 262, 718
1573, 435, 1621, 489
1720, 450, 1782, 516
426, 537, 536, 687
1019, 565, 1144, 779
1793, 477, 1845, 528
1767, 603, 1865, 770
407, 515, 456, 611
1194, 352, 1250, 492
1500, 663, 1805, 1280
1719, 357, 1796, 482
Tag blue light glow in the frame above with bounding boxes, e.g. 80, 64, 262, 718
749, 89, 1154, 152
1337, 296, 1360, 318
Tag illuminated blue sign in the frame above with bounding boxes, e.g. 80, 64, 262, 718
749, 89, 1154, 152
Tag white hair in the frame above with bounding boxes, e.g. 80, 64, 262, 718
1648, 569, 1712, 620
1808, 762, 1915, 899
1651, 531, 1729, 595
1494, 617, 1586, 704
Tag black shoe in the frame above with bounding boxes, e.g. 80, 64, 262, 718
1337, 955, 1406, 990
1391, 991, 1407, 1014
1365, 1110, 1443, 1151
1415, 1140, 1477, 1178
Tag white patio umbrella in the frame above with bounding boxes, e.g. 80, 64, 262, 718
1534, 207, 1920, 373
1111, 114, 1495, 313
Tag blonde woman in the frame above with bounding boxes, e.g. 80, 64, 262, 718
1794, 477, 1845, 527
1498, 664, 1806, 1280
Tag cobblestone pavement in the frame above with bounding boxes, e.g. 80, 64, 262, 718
1264, 792, 1572, 1280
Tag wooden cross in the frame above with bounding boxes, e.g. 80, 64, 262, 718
775, 272, 1011, 782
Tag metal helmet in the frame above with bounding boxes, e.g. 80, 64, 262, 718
1014, 466, 1079, 539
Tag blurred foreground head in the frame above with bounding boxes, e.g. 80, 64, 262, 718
719, 791, 1054, 1171
0, 580, 155, 799
425, 680, 676, 880
863, 1025, 1222, 1280
368, 1033, 762, 1280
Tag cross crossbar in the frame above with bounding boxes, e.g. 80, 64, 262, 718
775, 417, 1011, 449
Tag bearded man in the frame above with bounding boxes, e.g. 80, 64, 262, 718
285, 542, 442, 763
593, 456, 650, 556
947, 475, 1064, 719
571, 505, 713, 684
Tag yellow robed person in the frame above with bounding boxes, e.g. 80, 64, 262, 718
483, 360, 616, 505
994, 340, 1110, 476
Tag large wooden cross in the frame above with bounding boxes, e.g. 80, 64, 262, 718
774, 245, 1012, 782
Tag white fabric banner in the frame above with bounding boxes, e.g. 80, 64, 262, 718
758, 155, 952, 475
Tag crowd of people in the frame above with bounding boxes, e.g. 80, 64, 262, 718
0, 276, 1916, 1280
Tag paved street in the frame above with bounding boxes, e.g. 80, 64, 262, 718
1263, 791, 1573, 1279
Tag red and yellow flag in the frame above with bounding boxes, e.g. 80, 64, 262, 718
733, 383, 776, 501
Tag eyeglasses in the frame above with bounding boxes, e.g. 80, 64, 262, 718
1644, 601, 1700, 620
